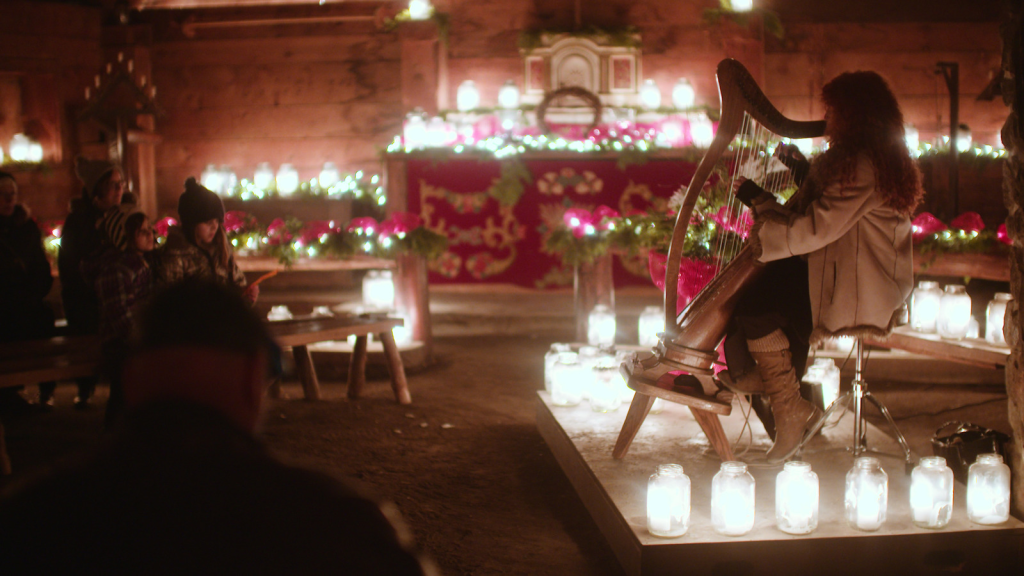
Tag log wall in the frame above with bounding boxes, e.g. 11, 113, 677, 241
0, 1, 103, 220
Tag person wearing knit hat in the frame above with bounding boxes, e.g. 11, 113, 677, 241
84, 204, 155, 427
56, 157, 126, 409
154, 177, 256, 303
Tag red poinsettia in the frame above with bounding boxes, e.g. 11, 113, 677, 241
379, 211, 423, 239
563, 207, 596, 238
911, 212, 947, 242
709, 205, 753, 239
591, 205, 620, 230
950, 211, 985, 233
346, 217, 379, 235
997, 223, 1013, 246
648, 251, 719, 314
266, 218, 292, 246
154, 216, 178, 237
223, 210, 252, 234
298, 220, 336, 245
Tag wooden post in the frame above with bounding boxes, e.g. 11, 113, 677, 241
346, 335, 368, 400
574, 253, 615, 343
394, 252, 432, 359
378, 329, 412, 405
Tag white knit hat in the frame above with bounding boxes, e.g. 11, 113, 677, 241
100, 204, 145, 251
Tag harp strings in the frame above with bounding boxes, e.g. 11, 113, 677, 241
711, 112, 796, 269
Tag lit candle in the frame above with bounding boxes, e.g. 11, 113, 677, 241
985, 293, 1011, 346
638, 305, 663, 347
910, 456, 954, 529
647, 464, 690, 538
846, 457, 887, 531
911, 280, 942, 332
937, 285, 972, 340
967, 453, 1011, 525
712, 461, 755, 536
587, 304, 616, 347
776, 461, 818, 534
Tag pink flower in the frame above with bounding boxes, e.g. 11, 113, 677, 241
266, 218, 292, 246
346, 217, 379, 234
911, 212, 947, 242
379, 211, 422, 238
223, 211, 251, 234
562, 208, 594, 238
154, 216, 178, 237
710, 206, 752, 238
950, 211, 985, 233
592, 205, 620, 230
647, 251, 719, 314
997, 223, 1013, 246
299, 220, 334, 244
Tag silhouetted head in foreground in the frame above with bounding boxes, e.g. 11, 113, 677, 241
123, 279, 278, 432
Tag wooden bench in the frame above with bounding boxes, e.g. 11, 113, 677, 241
266, 315, 412, 404
0, 335, 102, 389
866, 325, 1009, 370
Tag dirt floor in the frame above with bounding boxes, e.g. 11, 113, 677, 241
0, 334, 1012, 576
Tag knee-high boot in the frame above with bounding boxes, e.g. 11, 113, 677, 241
748, 331, 822, 463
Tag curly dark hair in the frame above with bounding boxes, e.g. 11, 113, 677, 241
816, 71, 923, 215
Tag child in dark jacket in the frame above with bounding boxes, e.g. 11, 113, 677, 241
156, 178, 257, 303
87, 204, 155, 427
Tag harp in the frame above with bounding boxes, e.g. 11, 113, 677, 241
613, 59, 826, 461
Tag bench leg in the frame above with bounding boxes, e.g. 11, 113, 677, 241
293, 345, 322, 401
378, 330, 412, 404
346, 335, 368, 400
690, 407, 735, 461
267, 378, 282, 399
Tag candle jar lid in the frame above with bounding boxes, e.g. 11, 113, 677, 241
975, 453, 1003, 465
656, 463, 685, 477
854, 456, 882, 470
783, 461, 812, 473
944, 285, 967, 295
918, 456, 948, 468
992, 292, 1012, 302
917, 280, 940, 290
720, 461, 748, 474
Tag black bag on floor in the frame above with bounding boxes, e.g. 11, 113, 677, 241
930, 421, 1010, 483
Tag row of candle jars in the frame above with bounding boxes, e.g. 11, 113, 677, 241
646, 454, 1010, 538
910, 281, 1012, 345
544, 344, 664, 414
586, 305, 667, 348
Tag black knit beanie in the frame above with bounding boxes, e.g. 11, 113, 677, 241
177, 177, 224, 230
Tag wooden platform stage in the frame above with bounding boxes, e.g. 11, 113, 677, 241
536, 392, 1024, 576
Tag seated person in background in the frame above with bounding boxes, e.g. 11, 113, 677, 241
0, 280, 431, 575
0, 170, 54, 415
157, 177, 258, 303
83, 204, 156, 428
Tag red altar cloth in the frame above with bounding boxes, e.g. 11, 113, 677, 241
403, 156, 699, 288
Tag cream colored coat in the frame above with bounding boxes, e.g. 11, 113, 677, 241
752, 153, 914, 342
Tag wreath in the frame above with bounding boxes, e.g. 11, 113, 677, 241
536, 86, 603, 136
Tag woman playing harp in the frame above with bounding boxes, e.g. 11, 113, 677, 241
721, 71, 925, 462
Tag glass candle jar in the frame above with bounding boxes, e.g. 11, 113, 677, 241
967, 453, 1011, 525
845, 457, 888, 531
937, 285, 972, 340
802, 358, 840, 411
590, 357, 623, 413
776, 461, 819, 535
910, 456, 954, 529
711, 461, 756, 536
550, 356, 586, 407
647, 463, 691, 537
362, 270, 395, 311
266, 305, 293, 321
544, 344, 573, 392
587, 304, 617, 347
910, 280, 943, 333
986, 293, 1012, 346
638, 306, 664, 347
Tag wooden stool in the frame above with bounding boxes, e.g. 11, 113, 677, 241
268, 316, 411, 404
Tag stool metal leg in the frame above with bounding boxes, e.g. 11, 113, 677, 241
795, 338, 913, 471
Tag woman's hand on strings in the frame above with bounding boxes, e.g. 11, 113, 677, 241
775, 143, 807, 166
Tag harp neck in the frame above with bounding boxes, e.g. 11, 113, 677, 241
663, 59, 826, 331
